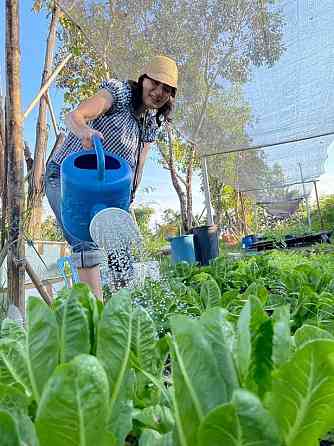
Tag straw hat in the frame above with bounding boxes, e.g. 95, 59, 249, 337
142, 55, 178, 89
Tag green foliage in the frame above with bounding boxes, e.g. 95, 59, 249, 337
2, 250, 334, 444
133, 206, 168, 260
310, 194, 334, 231
166, 250, 334, 333
35, 355, 110, 446
40, 216, 64, 241
134, 207, 155, 234
56, 1, 285, 107
256, 194, 334, 242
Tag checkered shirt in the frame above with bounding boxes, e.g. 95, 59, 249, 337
52, 79, 159, 169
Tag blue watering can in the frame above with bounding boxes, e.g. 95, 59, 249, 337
60, 136, 133, 242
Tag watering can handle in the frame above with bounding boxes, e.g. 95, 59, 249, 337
92, 135, 105, 181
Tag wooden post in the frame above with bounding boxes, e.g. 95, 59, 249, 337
0, 96, 9, 248
239, 192, 247, 235
201, 156, 214, 225
313, 181, 324, 230
24, 259, 52, 306
45, 91, 59, 136
23, 53, 72, 120
6, 0, 26, 313
298, 163, 312, 229
0, 96, 5, 198
0, 241, 9, 271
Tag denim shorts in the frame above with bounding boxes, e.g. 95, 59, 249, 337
45, 161, 104, 268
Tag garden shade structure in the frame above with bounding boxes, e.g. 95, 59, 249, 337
55, 0, 334, 220
199, 0, 334, 218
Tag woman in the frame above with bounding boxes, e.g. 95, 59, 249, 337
45, 55, 178, 299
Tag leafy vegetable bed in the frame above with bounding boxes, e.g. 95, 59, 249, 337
1, 249, 334, 445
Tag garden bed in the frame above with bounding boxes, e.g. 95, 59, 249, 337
249, 230, 332, 251
1, 249, 334, 445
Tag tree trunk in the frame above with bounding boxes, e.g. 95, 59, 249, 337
208, 176, 224, 237
185, 146, 195, 231
27, 4, 60, 238
215, 206, 223, 238
0, 97, 6, 247
1, 97, 8, 248
0, 96, 5, 195
164, 127, 188, 233
6, 0, 25, 312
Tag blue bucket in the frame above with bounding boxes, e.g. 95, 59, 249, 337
169, 235, 196, 264
242, 234, 257, 249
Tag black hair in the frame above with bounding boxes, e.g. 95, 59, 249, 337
128, 75, 176, 126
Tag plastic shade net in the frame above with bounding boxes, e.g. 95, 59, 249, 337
55, 0, 334, 216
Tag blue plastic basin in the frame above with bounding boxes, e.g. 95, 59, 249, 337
169, 235, 196, 264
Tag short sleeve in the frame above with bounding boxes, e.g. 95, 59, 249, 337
100, 79, 132, 112
143, 113, 159, 143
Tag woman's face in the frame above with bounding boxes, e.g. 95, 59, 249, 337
142, 76, 173, 109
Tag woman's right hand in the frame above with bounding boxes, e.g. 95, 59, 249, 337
78, 128, 104, 149
65, 90, 112, 149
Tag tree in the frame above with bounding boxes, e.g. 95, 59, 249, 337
6, 0, 25, 311
26, 1, 61, 238
133, 206, 155, 234
153, 0, 284, 230
54, 0, 157, 105
54, 0, 285, 231
0, 95, 6, 247
0, 96, 5, 199
132, 205, 167, 258
156, 127, 200, 232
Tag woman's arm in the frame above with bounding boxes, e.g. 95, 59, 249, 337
65, 89, 113, 148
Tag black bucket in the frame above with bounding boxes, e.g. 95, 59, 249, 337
191, 225, 219, 266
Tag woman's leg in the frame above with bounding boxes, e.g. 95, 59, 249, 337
77, 266, 103, 299
45, 161, 104, 299
70, 249, 104, 300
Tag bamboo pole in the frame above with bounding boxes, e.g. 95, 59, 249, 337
24, 259, 52, 306
298, 163, 312, 229
203, 130, 334, 157
0, 240, 9, 271
23, 53, 72, 120
45, 91, 59, 136
201, 156, 214, 225
240, 178, 317, 193
239, 191, 247, 235
313, 180, 324, 230
6, 0, 25, 312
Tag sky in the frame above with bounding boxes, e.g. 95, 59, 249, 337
0, 2, 333, 228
